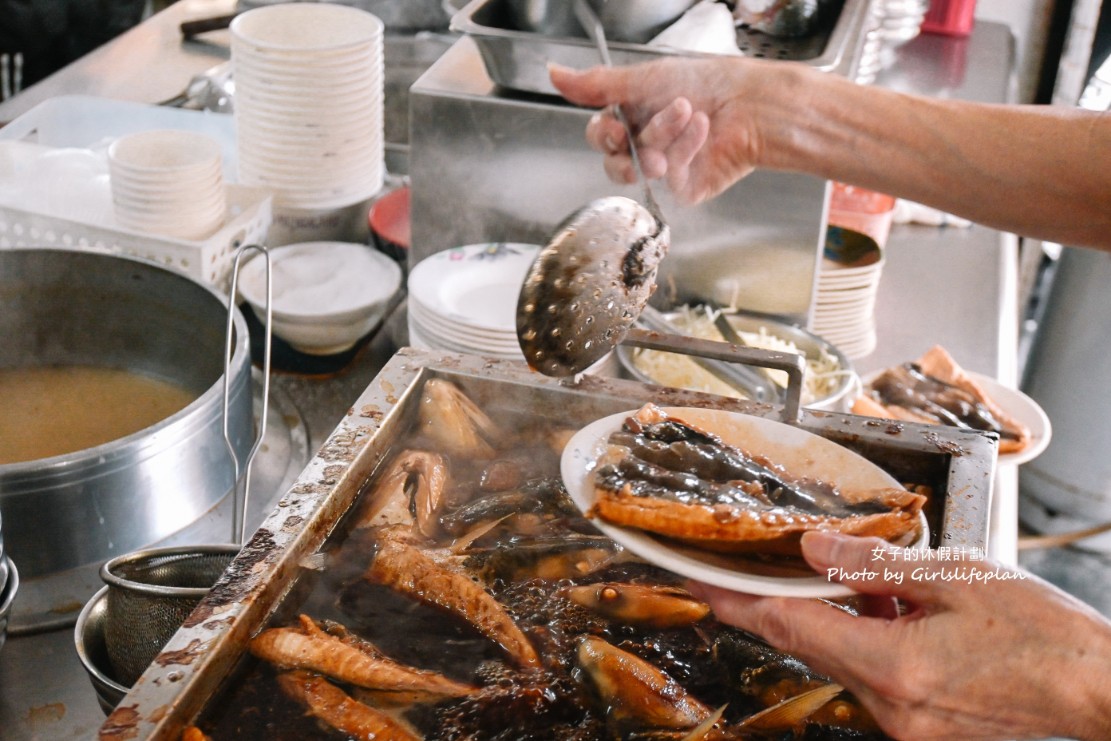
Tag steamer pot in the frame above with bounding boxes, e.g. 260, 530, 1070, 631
0, 249, 253, 581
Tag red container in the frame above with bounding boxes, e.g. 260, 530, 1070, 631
922, 0, 977, 37
827, 182, 896, 248
368, 185, 411, 265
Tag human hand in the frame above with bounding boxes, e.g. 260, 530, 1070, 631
687, 531, 1111, 741
549, 57, 771, 205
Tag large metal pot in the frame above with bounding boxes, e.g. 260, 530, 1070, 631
0, 249, 253, 582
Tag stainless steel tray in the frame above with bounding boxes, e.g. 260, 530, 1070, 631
99, 347, 996, 740
450, 0, 875, 95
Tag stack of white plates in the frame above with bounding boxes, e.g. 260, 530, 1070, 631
407, 243, 541, 360
230, 3, 384, 211
810, 227, 884, 359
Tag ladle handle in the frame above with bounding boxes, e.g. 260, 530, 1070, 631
621, 327, 806, 424
223, 244, 273, 546
572, 0, 664, 221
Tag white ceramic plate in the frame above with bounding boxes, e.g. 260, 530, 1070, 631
860, 369, 1051, 466
407, 243, 540, 332
969, 372, 1051, 465
408, 299, 521, 349
562, 407, 928, 598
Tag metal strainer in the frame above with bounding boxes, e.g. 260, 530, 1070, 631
94, 244, 275, 688
100, 544, 239, 687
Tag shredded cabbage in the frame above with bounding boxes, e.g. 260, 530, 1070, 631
629, 305, 851, 405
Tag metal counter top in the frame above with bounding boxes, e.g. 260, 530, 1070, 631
864, 23, 1021, 565
0, 0, 237, 124
0, 7, 1018, 738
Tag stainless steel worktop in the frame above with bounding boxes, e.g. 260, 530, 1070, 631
864, 23, 1021, 565
0, 6, 1019, 738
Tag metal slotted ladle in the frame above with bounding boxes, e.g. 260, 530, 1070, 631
516, 0, 670, 377
573, 0, 666, 223
516, 0, 809, 420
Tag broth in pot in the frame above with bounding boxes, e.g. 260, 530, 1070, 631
0, 365, 197, 465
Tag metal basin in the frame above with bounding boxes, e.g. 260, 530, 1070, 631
617, 309, 858, 412
0, 249, 253, 581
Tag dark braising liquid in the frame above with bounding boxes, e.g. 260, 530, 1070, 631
193, 388, 890, 740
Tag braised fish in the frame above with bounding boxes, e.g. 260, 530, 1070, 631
853, 345, 1032, 454
250, 614, 475, 701
591, 404, 925, 554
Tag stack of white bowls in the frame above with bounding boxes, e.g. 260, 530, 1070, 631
810, 227, 884, 359
108, 130, 226, 241
856, 0, 929, 83
407, 243, 541, 360
875, 0, 929, 45
230, 3, 384, 242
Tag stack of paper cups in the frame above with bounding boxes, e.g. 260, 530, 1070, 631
810, 226, 885, 359
230, 3, 384, 243
109, 130, 226, 241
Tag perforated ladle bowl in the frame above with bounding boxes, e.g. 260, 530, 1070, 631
517, 0, 671, 377
517, 195, 668, 376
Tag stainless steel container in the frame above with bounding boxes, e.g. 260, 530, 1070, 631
74, 586, 129, 715
616, 309, 858, 412
409, 40, 833, 324
99, 348, 995, 740
0, 556, 17, 655
501, 0, 698, 44
452, 0, 874, 95
412, 0, 877, 324
0, 250, 253, 609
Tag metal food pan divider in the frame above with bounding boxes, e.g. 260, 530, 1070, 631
104, 347, 996, 740
449, 0, 875, 95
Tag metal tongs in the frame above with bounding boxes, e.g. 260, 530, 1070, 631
637, 305, 780, 403
223, 244, 272, 545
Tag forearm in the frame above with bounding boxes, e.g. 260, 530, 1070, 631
752, 63, 1111, 251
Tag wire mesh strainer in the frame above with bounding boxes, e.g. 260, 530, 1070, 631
94, 244, 274, 688
100, 544, 239, 686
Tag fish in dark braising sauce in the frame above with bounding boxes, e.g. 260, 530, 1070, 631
575, 635, 713, 732
277, 669, 422, 740
193, 381, 892, 741
364, 526, 543, 671
249, 614, 475, 701
557, 583, 710, 629
591, 404, 925, 555
852, 345, 1032, 454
